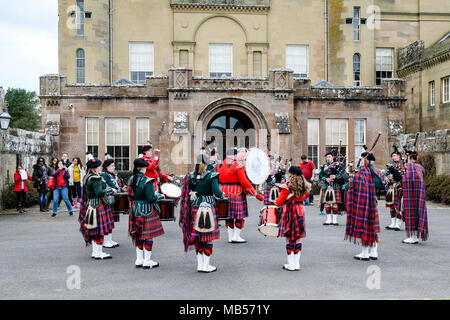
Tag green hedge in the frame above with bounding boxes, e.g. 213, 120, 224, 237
425, 175, 450, 205
1, 181, 39, 209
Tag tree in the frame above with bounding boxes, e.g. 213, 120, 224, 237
4, 88, 41, 131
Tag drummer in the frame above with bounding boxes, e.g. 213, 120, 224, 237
275, 166, 311, 271
141, 143, 173, 191
179, 153, 225, 273
217, 148, 264, 243
100, 157, 127, 248
128, 158, 165, 269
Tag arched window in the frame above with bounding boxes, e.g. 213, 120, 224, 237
353, 53, 361, 87
76, 49, 85, 84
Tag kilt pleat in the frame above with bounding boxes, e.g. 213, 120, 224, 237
278, 201, 306, 241
226, 192, 248, 220
129, 209, 165, 243
78, 199, 115, 245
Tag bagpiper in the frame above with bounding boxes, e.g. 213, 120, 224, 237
274, 166, 311, 271
128, 158, 165, 269
100, 157, 127, 248
319, 151, 347, 226
345, 152, 381, 261
78, 158, 116, 260
384, 146, 404, 231
217, 148, 264, 243
402, 151, 428, 244
179, 153, 225, 273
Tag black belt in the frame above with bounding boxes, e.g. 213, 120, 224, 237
195, 192, 213, 197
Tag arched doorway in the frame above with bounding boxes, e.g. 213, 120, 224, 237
206, 110, 255, 158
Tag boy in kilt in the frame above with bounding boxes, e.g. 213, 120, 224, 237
78, 158, 116, 260
402, 151, 428, 244
345, 153, 380, 261
319, 152, 346, 226
217, 148, 264, 243
275, 166, 311, 271
179, 154, 225, 273
128, 158, 165, 269
384, 148, 404, 231
101, 158, 128, 248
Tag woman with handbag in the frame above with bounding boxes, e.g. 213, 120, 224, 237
179, 154, 225, 273
101, 158, 127, 248
274, 166, 311, 271
78, 158, 116, 260
68, 157, 85, 209
32, 157, 50, 212
14, 165, 33, 213
128, 158, 164, 269
51, 160, 73, 217
46, 157, 58, 209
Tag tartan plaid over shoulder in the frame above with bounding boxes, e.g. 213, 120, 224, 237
402, 163, 428, 241
345, 166, 380, 247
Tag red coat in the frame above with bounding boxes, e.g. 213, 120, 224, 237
217, 158, 259, 197
142, 156, 168, 187
14, 171, 33, 192
275, 186, 310, 207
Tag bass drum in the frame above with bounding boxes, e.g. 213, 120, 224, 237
245, 147, 270, 185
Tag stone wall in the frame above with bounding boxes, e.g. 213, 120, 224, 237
396, 130, 450, 175
0, 129, 53, 210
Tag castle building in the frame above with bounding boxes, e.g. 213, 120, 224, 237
39, 0, 450, 174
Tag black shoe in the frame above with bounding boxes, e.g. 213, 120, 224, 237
370, 256, 378, 260
69, 212, 73, 216
394, 227, 401, 231
354, 256, 370, 261
51, 213, 57, 217
385, 226, 394, 230
323, 222, 332, 226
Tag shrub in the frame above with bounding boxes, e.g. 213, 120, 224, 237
425, 175, 450, 204
1, 181, 39, 209
420, 152, 436, 178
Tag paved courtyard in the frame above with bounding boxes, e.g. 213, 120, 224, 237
0, 199, 449, 300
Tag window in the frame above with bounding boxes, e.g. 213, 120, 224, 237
76, 49, 85, 84
286, 45, 308, 78
353, 53, 361, 87
325, 119, 348, 163
429, 81, 435, 107
76, 0, 84, 35
253, 51, 262, 77
209, 44, 232, 77
179, 50, 189, 68
105, 118, 130, 170
307, 119, 320, 168
376, 48, 394, 85
86, 118, 99, 159
354, 119, 366, 163
443, 76, 450, 103
129, 42, 154, 84
136, 118, 149, 156
353, 7, 360, 41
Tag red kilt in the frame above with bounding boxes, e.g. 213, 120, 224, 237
345, 167, 380, 247
112, 211, 120, 223
320, 188, 342, 204
264, 187, 272, 205
220, 185, 248, 220
278, 200, 306, 241
78, 199, 115, 245
188, 205, 220, 242
128, 209, 164, 244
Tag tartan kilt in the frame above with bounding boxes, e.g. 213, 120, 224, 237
278, 201, 306, 241
129, 209, 165, 243
227, 192, 248, 220
264, 187, 272, 205
112, 211, 120, 223
320, 188, 343, 204
78, 200, 115, 244
189, 205, 220, 242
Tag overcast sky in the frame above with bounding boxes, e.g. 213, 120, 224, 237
0, 0, 58, 95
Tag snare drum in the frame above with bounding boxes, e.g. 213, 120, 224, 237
159, 199, 176, 221
258, 205, 279, 237
216, 198, 229, 220
113, 192, 130, 215
160, 183, 182, 206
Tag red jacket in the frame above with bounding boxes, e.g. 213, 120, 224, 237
14, 171, 33, 192
298, 160, 315, 179
275, 185, 310, 207
217, 158, 263, 201
142, 156, 168, 187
